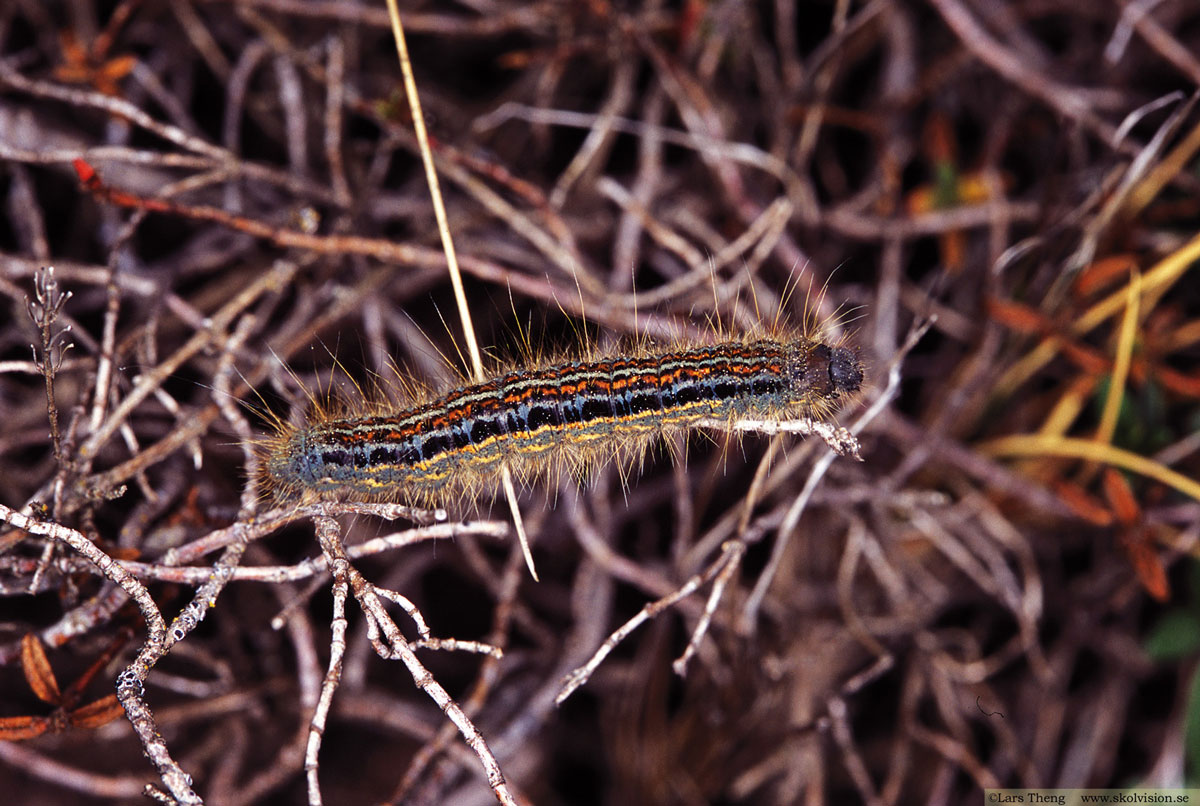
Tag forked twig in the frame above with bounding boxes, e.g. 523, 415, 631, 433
309, 513, 517, 805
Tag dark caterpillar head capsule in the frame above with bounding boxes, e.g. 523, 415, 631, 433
786, 341, 864, 403
827, 345, 863, 397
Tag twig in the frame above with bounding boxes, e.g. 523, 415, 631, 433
304, 516, 349, 806
25, 267, 73, 467
672, 540, 745, 676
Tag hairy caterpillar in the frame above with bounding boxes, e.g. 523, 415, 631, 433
261, 328, 863, 509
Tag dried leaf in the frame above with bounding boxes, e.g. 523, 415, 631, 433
985, 298, 1048, 335
0, 716, 48, 741
1102, 468, 1141, 525
98, 54, 136, 82
1121, 530, 1170, 603
20, 634, 61, 705
68, 695, 124, 730
1075, 255, 1138, 299
1052, 481, 1114, 527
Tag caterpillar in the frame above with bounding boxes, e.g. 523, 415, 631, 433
261, 329, 863, 509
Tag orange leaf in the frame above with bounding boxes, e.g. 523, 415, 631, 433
497, 50, 533, 69
1052, 481, 1114, 527
955, 173, 997, 204
53, 64, 92, 83
1074, 255, 1138, 299
57, 31, 87, 67
1102, 468, 1141, 525
0, 716, 49, 741
1156, 366, 1200, 399
906, 186, 936, 214
69, 695, 124, 729
940, 230, 966, 273
985, 297, 1049, 335
98, 54, 136, 82
20, 635, 61, 705
1121, 530, 1170, 602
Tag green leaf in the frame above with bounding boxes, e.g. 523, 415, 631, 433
1146, 612, 1200, 661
